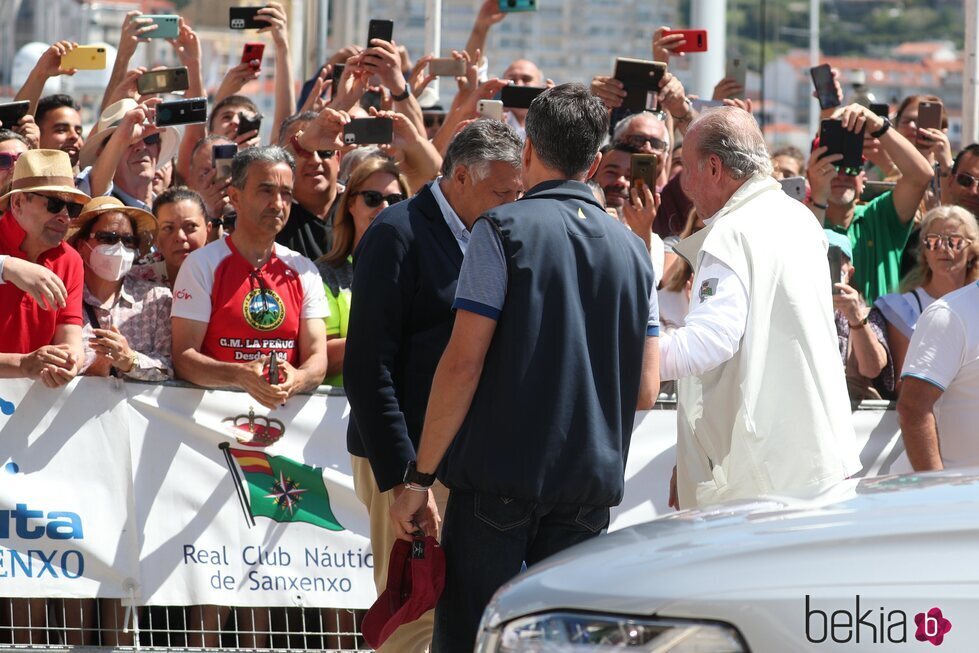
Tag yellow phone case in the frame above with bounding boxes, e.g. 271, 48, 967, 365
61, 46, 107, 70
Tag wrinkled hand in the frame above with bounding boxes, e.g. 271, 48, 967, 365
2, 257, 67, 310
21, 344, 78, 388
237, 356, 290, 409
90, 327, 136, 372
38, 40, 79, 78
390, 485, 441, 541
12, 114, 40, 149
591, 75, 626, 110
653, 26, 686, 64
299, 107, 352, 151
807, 146, 842, 206
256, 2, 289, 47
712, 78, 744, 101
622, 182, 661, 250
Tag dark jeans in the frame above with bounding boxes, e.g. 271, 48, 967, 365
432, 490, 610, 653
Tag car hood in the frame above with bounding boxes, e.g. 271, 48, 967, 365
482, 472, 979, 629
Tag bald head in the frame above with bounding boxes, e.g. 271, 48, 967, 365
504, 59, 543, 86
687, 106, 772, 179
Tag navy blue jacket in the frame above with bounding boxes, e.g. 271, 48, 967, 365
343, 183, 462, 491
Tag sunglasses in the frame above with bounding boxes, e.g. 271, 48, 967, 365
143, 132, 161, 147
358, 190, 405, 208
209, 214, 237, 231
836, 166, 863, 177
954, 172, 979, 191
924, 233, 970, 251
621, 135, 669, 153
27, 192, 84, 218
295, 146, 334, 160
0, 151, 23, 170
90, 230, 139, 249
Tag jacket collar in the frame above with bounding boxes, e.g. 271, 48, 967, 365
520, 179, 606, 211
415, 182, 464, 270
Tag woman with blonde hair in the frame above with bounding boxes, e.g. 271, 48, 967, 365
317, 156, 410, 386
875, 204, 979, 388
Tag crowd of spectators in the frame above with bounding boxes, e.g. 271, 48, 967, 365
2, 0, 979, 648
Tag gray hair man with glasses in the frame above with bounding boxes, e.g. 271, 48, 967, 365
662, 106, 861, 510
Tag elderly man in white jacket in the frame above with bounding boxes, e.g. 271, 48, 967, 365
662, 106, 861, 509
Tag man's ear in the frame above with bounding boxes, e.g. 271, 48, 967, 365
585, 151, 603, 180
227, 185, 240, 212
452, 162, 468, 187
522, 138, 533, 171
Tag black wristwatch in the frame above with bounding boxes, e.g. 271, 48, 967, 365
404, 461, 436, 487
391, 86, 411, 102
870, 116, 890, 139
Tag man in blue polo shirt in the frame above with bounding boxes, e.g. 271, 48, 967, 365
390, 83, 659, 652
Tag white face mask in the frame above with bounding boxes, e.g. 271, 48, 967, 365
88, 240, 135, 281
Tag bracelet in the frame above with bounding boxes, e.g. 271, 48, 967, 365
404, 482, 430, 493
811, 200, 828, 210
848, 314, 869, 330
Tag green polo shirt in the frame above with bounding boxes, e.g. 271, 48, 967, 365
828, 191, 912, 304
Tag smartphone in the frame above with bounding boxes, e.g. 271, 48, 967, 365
155, 97, 207, 127
330, 63, 345, 99
142, 15, 180, 39
828, 245, 845, 296
237, 112, 262, 137
725, 56, 746, 99
61, 46, 107, 70
630, 153, 659, 189
810, 64, 840, 110
661, 29, 708, 53
916, 101, 943, 144
869, 102, 889, 118
343, 117, 394, 145
498, 0, 537, 11
819, 119, 864, 170
229, 6, 264, 30
779, 176, 807, 202
477, 99, 504, 120
429, 58, 466, 77
212, 144, 238, 180
614, 57, 667, 113
266, 353, 280, 385
136, 67, 189, 95
367, 19, 394, 47
500, 85, 546, 109
241, 42, 265, 69
0, 101, 30, 128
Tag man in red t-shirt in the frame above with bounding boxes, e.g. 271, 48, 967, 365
171, 146, 328, 409
0, 149, 91, 386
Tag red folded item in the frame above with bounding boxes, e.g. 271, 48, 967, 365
361, 535, 445, 649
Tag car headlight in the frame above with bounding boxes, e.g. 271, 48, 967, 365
476, 612, 746, 652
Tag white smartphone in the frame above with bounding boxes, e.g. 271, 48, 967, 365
779, 176, 807, 202
477, 99, 504, 121
725, 55, 747, 100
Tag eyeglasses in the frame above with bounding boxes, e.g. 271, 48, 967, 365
90, 230, 139, 249
621, 135, 669, 153
0, 151, 23, 170
142, 132, 161, 147
954, 172, 979, 191
357, 190, 405, 208
924, 233, 970, 251
27, 192, 84, 218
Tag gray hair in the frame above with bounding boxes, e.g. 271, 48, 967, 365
441, 119, 523, 181
230, 145, 296, 189
689, 106, 773, 179
278, 111, 319, 145
0, 129, 30, 148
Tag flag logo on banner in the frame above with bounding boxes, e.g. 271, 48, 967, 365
220, 444, 344, 531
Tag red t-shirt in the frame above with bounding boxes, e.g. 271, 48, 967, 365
0, 211, 84, 354
170, 237, 329, 365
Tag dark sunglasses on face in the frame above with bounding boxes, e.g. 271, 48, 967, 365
924, 233, 969, 251
90, 230, 139, 249
297, 147, 334, 160
837, 166, 862, 177
0, 151, 23, 170
27, 192, 84, 218
358, 190, 405, 208
954, 172, 979, 191
622, 135, 669, 153
142, 132, 161, 147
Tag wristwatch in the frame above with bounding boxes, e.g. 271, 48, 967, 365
403, 461, 436, 488
870, 116, 890, 139
391, 86, 411, 102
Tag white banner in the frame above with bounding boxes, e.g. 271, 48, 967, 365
0, 379, 905, 608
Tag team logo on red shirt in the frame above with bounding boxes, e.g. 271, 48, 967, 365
243, 287, 285, 331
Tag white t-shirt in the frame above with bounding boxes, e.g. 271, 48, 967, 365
902, 282, 979, 468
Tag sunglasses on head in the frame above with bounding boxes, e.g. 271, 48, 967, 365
954, 172, 979, 191
924, 233, 969, 251
358, 190, 405, 208
0, 151, 23, 170
27, 192, 84, 218
90, 230, 139, 249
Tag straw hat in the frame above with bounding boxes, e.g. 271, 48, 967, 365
69, 196, 158, 241
78, 99, 181, 170
0, 149, 91, 205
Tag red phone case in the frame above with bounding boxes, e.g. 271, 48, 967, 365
663, 29, 708, 53
241, 43, 265, 68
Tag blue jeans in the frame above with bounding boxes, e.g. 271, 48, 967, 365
432, 491, 610, 652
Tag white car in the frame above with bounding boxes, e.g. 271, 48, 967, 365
476, 472, 977, 651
